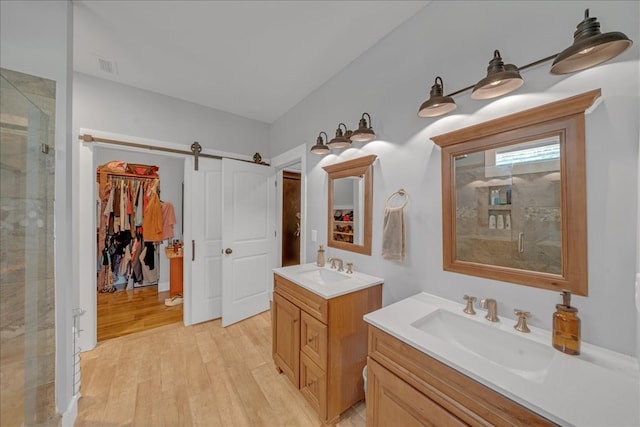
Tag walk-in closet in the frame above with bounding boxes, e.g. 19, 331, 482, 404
95, 147, 185, 341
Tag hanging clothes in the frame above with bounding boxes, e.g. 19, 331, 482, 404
161, 201, 177, 240
130, 233, 144, 285
135, 181, 144, 227
142, 180, 164, 242
139, 244, 159, 285
96, 163, 163, 291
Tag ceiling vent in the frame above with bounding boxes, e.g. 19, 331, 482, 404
97, 57, 118, 75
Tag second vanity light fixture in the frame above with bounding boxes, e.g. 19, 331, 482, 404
311, 112, 376, 155
417, 9, 633, 118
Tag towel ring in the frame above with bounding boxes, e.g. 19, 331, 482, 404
386, 189, 409, 208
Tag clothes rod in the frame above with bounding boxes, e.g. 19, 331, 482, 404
79, 134, 269, 166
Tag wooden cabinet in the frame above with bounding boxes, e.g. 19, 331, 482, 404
273, 273, 382, 425
367, 326, 557, 427
272, 292, 300, 386
367, 357, 466, 427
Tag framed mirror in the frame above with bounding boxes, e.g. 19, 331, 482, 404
431, 90, 600, 295
323, 155, 376, 255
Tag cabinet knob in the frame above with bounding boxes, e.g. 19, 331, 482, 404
224, 248, 233, 255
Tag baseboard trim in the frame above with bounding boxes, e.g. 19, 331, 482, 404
61, 393, 79, 427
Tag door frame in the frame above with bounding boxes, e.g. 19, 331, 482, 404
271, 144, 308, 270
76, 128, 256, 351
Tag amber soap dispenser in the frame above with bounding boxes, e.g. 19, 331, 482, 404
552, 290, 581, 355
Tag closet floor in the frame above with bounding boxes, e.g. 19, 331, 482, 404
78, 310, 367, 427
97, 285, 183, 341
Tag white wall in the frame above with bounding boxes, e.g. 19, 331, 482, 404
73, 72, 270, 351
270, 1, 640, 356
74, 72, 270, 156
0, 0, 75, 421
95, 147, 185, 291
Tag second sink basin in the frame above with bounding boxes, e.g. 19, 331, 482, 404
297, 266, 350, 284
411, 309, 554, 380
274, 263, 383, 299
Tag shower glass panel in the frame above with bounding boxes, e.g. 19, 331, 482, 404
0, 69, 56, 426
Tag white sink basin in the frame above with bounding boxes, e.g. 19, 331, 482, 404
297, 266, 350, 284
273, 263, 383, 299
364, 292, 640, 426
411, 309, 554, 380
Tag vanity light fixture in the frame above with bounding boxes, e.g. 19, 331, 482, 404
328, 123, 352, 149
418, 76, 457, 117
350, 112, 377, 142
418, 9, 633, 117
417, 9, 632, 119
471, 50, 524, 100
310, 131, 331, 155
550, 9, 633, 75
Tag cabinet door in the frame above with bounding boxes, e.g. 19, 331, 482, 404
272, 292, 300, 387
300, 352, 327, 420
366, 358, 467, 427
301, 311, 327, 370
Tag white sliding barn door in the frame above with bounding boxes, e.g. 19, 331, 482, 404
221, 158, 274, 327
187, 157, 223, 324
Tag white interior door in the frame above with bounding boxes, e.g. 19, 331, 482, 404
221, 158, 274, 327
187, 157, 223, 324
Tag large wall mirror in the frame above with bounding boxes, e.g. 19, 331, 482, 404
432, 90, 601, 295
323, 154, 376, 255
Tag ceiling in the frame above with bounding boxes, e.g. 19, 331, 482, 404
73, 1, 429, 124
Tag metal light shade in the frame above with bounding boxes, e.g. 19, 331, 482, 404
350, 113, 376, 142
471, 50, 524, 100
310, 131, 330, 155
551, 9, 633, 75
418, 76, 457, 117
328, 123, 351, 149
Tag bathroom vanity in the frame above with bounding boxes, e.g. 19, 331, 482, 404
364, 293, 639, 426
272, 264, 383, 425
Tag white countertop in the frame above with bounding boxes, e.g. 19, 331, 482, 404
364, 292, 640, 427
273, 263, 383, 299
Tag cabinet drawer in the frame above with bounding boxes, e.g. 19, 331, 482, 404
367, 357, 466, 427
274, 274, 328, 323
301, 311, 327, 370
368, 326, 556, 426
300, 352, 327, 420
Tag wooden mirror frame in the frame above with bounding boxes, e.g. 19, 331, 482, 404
323, 154, 377, 255
431, 89, 601, 296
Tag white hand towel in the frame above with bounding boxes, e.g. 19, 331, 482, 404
382, 206, 405, 261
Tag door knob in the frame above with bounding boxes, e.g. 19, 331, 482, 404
224, 248, 233, 254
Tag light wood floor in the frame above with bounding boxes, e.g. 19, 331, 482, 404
98, 285, 183, 342
78, 310, 366, 427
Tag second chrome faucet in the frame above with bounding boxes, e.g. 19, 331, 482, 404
464, 296, 531, 331
328, 257, 344, 272
480, 298, 499, 322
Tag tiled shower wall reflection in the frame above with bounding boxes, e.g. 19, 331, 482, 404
0, 68, 58, 426
455, 161, 561, 274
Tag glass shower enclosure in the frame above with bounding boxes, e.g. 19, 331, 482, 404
0, 68, 57, 426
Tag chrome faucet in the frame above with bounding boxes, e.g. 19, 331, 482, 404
513, 309, 531, 333
480, 298, 499, 322
463, 295, 476, 315
328, 257, 344, 272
